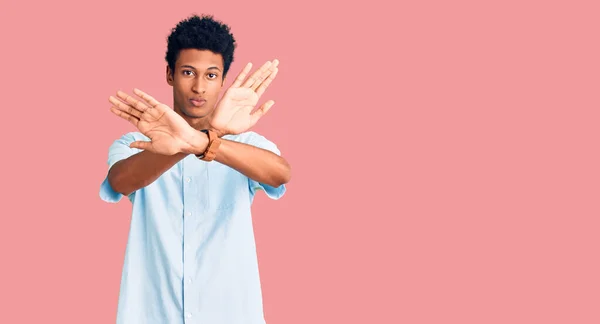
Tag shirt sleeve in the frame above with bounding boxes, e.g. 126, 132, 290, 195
99, 132, 142, 203
246, 132, 287, 200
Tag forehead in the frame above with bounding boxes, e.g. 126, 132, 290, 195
176, 49, 224, 69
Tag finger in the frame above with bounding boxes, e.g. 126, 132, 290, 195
270, 59, 279, 69
250, 100, 275, 124
133, 88, 169, 120
129, 140, 152, 150
255, 67, 278, 97
116, 90, 150, 113
231, 63, 253, 88
110, 106, 140, 127
241, 61, 272, 89
133, 88, 161, 108
251, 59, 279, 91
109, 96, 142, 119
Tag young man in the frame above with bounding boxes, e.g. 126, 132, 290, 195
99, 14, 291, 324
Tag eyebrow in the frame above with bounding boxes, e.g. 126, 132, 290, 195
181, 65, 222, 72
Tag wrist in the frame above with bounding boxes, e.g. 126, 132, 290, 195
210, 127, 227, 138
207, 117, 227, 138
185, 130, 210, 155
195, 129, 223, 161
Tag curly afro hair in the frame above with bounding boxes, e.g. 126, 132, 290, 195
165, 14, 237, 78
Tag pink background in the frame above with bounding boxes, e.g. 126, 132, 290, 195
1, 0, 599, 323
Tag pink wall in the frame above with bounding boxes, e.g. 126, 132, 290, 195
0, 0, 598, 323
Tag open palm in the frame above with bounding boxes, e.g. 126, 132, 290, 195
210, 60, 279, 136
109, 89, 199, 155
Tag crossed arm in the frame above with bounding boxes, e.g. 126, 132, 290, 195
108, 138, 290, 197
107, 60, 291, 196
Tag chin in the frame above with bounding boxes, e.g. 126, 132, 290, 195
182, 106, 211, 119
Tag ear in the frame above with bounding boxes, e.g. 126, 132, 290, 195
166, 65, 174, 85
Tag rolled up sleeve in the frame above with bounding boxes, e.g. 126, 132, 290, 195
99, 132, 142, 203
246, 132, 287, 200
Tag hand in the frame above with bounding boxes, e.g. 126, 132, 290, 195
209, 59, 279, 136
109, 89, 205, 155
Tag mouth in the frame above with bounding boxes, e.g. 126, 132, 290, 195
189, 98, 207, 107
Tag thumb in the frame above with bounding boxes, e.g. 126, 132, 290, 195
252, 100, 275, 119
130, 141, 152, 150
250, 100, 274, 126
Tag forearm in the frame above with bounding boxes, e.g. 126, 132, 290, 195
107, 128, 290, 196
108, 151, 188, 196
108, 130, 211, 196
215, 139, 291, 188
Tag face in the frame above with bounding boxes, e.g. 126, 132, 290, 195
167, 49, 225, 120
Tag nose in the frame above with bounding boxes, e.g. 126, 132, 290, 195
192, 77, 207, 94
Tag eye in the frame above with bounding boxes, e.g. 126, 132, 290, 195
208, 73, 218, 79
183, 70, 195, 76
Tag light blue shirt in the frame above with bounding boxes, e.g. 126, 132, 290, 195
99, 131, 286, 324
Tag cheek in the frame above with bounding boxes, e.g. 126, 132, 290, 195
209, 82, 223, 98
174, 81, 190, 94
174, 88, 184, 100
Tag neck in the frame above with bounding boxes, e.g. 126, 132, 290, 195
174, 106, 212, 131
185, 115, 212, 131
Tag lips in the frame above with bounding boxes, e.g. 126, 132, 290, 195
190, 98, 206, 107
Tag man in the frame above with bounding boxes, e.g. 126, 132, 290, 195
99, 14, 291, 324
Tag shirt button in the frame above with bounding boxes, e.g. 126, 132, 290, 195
187, 278, 193, 284
186, 212, 192, 217
185, 312, 192, 318
186, 177, 191, 183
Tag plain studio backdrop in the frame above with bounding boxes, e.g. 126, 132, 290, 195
0, 0, 599, 323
